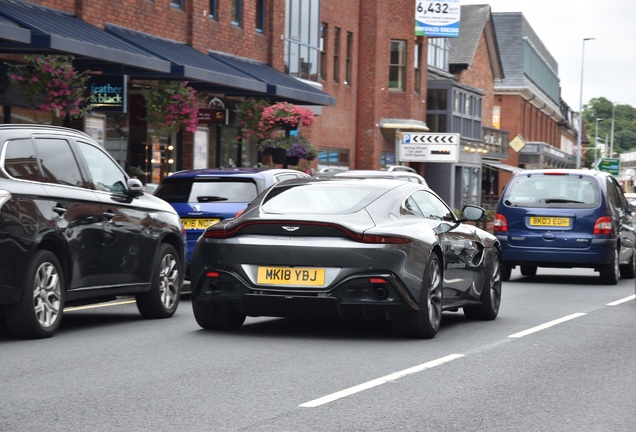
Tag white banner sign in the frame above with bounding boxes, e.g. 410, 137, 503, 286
415, 0, 461, 38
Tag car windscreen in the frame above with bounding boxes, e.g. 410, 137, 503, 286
503, 174, 600, 208
261, 183, 383, 214
155, 177, 259, 203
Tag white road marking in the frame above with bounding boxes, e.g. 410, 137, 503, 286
64, 300, 136, 312
299, 354, 464, 408
508, 313, 587, 338
606, 295, 636, 306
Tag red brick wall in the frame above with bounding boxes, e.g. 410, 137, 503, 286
455, 32, 495, 128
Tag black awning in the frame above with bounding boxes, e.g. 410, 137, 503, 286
0, 14, 29, 44
0, 0, 170, 73
209, 51, 336, 106
105, 25, 268, 94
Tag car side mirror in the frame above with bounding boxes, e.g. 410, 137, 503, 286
127, 178, 144, 198
459, 205, 486, 222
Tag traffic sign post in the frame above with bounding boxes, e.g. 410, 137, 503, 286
595, 158, 620, 175
399, 133, 460, 163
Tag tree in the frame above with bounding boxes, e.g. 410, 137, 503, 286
583, 97, 636, 158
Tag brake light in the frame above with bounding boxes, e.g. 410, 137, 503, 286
493, 214, 507, 232
235, 209, 245, 217
359, 234, 412, 244
593, 216, 613, 235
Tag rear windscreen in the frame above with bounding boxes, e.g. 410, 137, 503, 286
155, 178, 259, 203
503, 175, 599, 208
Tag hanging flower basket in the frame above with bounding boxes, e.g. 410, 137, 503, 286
258, 134, 317, 165
143, 80, 200, 137
235, 97, 270, 141
7, 54, 91, 120
257, 102, 315, 135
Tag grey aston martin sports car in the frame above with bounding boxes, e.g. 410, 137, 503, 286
190, 177, 502, 338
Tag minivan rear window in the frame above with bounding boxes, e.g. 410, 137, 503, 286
155, 178, 259, 203
503, 174, 599, 208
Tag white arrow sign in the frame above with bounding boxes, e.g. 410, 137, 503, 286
400, 133, 460, 163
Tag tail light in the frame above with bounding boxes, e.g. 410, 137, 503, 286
593, 216, 613, 235
493, 214, 507, 232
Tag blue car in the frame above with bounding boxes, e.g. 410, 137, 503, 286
154, 168, 309, 276
494, 169, 636, 285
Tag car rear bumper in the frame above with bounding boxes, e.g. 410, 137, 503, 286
191, 268, 418, 321
499, 238, 616, 268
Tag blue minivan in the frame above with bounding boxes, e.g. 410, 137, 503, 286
494, 169, 636, 285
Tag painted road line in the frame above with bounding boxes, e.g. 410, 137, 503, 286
299, 354, 464, 408
64, 300, 136, 312
607, 294, 636, 306
508, 313, 586, 339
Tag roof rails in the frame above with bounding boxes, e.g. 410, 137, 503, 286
387, 165, 416, 173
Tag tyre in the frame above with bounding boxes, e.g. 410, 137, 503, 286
599, 248, 619, 285
520, 265, 537, 277
391, 253, 443, 339
136, 243, 181, 318
5, 250, 65, 339
619, 249, 636, 279
464, 249, 502, 320
501, 262, 512, 281
192, 300, 246, 330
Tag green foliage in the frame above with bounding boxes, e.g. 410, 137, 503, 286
583, 97, 636, 155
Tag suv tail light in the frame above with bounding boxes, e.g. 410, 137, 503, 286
493, 213, 507, 232
593, 216, 613, 235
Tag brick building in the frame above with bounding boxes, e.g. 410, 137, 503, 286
0, 0, 583, 211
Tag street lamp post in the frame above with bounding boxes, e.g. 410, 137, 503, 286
610, 102, 616, 158
594, 117, 602, 166
576, 37, 595, 169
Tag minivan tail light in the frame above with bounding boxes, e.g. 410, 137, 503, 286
493, 214, 507, 232
593, 216, 613, 235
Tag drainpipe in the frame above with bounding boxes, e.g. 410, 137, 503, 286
354, 0, 365, 169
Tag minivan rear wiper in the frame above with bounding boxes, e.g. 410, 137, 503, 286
544, 198, 584, 204
197, 196, 229, 202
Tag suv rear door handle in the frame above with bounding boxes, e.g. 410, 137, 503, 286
102, 210, 116, 219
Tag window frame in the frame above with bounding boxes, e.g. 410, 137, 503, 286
231, 0, 243, 27
389, 39, 406, 91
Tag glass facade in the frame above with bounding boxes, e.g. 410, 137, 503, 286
285, 0, 321, 82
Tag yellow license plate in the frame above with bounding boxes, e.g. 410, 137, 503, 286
257, 267, 325, 286
181, 218, 221, 230
529, 216, 571, 227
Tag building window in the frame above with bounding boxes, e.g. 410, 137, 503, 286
284, 0, 321, 82
333, 27, 341, 83
428, 38, 449, 71
255, 0, 265, 33
318, 148, 350, 169
414, 42, 422, 94
320, 23, 327, 80
170, 0, 184, 10
209, 0, 218, 19
345, 31, 353, 86
232, 0, 243, 27
451, 89, 483, 140
389, 40, 406, 90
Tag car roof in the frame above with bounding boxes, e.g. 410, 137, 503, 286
511, 169, 608, 178
163, 168, 306, 180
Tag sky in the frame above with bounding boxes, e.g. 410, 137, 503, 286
459, 0, 636, 109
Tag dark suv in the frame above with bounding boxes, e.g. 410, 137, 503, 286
0, 125, 186, 338
494, 169, 636, 284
